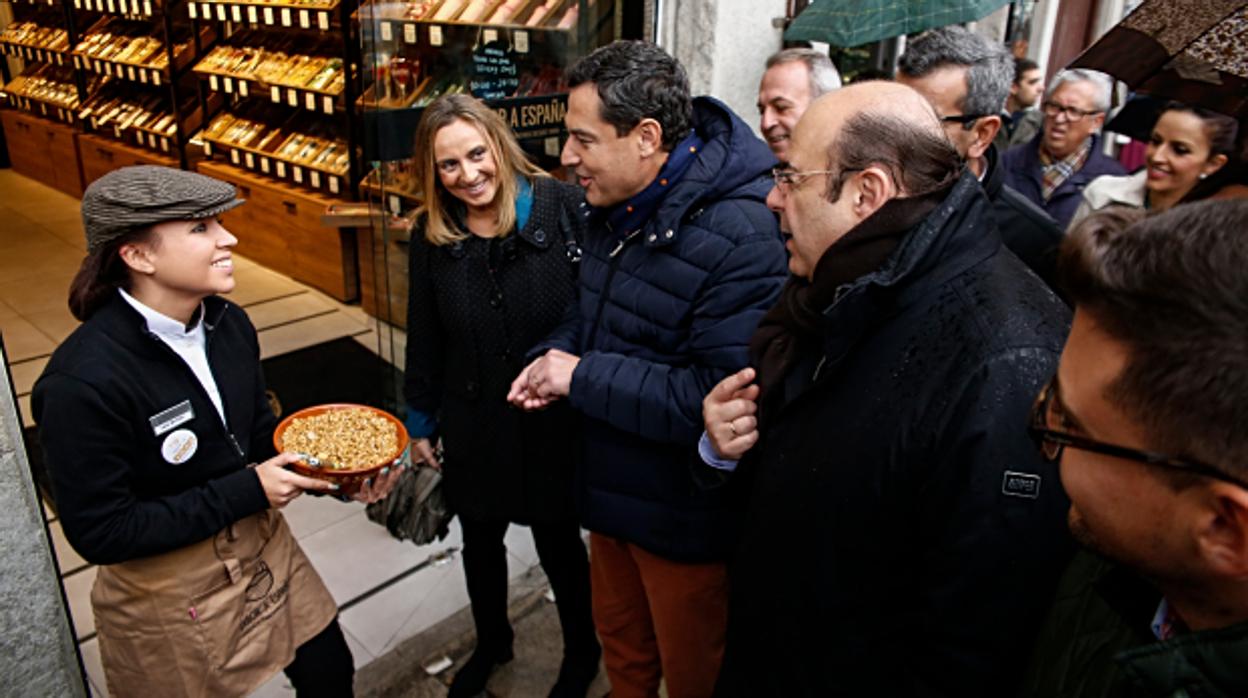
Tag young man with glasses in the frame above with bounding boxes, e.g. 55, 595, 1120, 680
1017, 203, 1248, 697
702, 81, 1073, 696
896, 26, 1063, 291
1001, 69, 1126, 230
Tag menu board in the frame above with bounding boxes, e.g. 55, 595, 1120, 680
470, 42, 520, 100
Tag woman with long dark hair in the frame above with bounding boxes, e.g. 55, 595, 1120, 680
1070, 101, 1239, 228
403, 94, 600, 697
33, 166, 399, 697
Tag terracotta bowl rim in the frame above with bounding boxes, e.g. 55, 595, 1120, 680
273, 403, 409, 478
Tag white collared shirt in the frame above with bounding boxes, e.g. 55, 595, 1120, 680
119, 289, 226, 424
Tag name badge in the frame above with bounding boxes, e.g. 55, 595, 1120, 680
149, 400, 195, 436
162, 429, 199, 465
1002, 471, 1041, 499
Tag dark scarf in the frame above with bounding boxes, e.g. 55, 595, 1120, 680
749, 186, 951, 402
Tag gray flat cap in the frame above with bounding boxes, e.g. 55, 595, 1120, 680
81, 165, 245, 252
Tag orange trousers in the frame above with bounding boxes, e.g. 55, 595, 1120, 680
589, 532, 729, 698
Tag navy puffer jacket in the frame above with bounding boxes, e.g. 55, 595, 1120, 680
538, 96, 787, 562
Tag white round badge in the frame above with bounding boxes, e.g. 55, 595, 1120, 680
161, 429, 199, 465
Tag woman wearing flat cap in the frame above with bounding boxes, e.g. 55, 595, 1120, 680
32, 165, 398, 697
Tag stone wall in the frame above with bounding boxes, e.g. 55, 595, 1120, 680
0, 340, 86, 697
658, 0, 787, 136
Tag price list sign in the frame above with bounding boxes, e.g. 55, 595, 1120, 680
469, 43, 520, 101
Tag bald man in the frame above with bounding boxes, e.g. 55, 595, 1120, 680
702, 83, 1074, 695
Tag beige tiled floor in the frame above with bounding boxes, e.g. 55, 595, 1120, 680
1, 170, 522, 698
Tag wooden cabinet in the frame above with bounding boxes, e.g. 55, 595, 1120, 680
77, 133, 178, 190
356, 222, 409, 328
198, 161, 359, 302
2, 110, 84, 197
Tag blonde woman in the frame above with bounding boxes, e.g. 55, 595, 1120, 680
403, 94, 600, 697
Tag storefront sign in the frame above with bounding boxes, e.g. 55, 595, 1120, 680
494, 94, 567, 141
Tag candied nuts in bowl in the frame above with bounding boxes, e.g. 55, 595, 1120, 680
273, 404, 409, 496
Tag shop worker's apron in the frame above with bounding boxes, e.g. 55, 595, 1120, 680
91, 510, 337, 697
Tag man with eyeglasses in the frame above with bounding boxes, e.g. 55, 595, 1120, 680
702, 81, 1073, 696
1014, 202, 1248, 697
896, 26, 1063, 291
1001, 69, 1126, 230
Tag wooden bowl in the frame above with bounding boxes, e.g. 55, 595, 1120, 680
273, 403, 409, 496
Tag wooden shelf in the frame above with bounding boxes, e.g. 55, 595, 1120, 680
198, 160, 359, 301
0, 41, 73, 66
189, 0, 338, 31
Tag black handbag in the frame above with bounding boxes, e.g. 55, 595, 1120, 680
365, 459, 453, 545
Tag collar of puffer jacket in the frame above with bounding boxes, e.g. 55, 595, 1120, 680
635, 96, 777, 248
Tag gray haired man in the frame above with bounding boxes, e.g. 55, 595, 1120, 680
897, 25, 1064, 289
757, 47, 841, 161
1002, 68, 1126, 229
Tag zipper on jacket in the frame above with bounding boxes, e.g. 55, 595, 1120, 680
586, 226, 642, 350
146, 322, 248, 466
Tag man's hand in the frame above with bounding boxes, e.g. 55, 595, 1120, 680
508, 350, 580, 410
255, 452, 339, 508
703, 367, 761, 460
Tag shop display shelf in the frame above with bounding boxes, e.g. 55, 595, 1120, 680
188, 0, 339, 31
1, 92, 78, 123
195, 69, 344, 115
72, 0, 170, 19
198, 134, 348, 195
359, 166, 421, 216
0, 41, 73, 66
355, 0, 577, 37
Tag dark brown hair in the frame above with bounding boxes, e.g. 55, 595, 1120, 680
823, 110, 962, 203
67, 227, 156, 321
1059, 201, 1248, 478
1158, 101, 1243, 205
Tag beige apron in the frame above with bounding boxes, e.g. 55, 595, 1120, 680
91, 509, 338, 697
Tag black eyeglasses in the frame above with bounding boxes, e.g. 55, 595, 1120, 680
939, 113, 988, 131
1040, 101, 1102, 122
1028, 376, 1247, 488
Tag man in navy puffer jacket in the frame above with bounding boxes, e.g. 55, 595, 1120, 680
508, 40, 787, 698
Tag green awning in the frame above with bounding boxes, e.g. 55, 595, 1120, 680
785, 0, 1013, 48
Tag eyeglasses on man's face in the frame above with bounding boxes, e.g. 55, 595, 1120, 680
771, 165, 836, 190
771, 165, 863, 191
1041, 101, 1102, 122
1027, 376, 1247, 489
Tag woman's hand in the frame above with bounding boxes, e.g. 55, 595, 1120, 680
411, 438, 441, 470
351, 458, 405, 503
254, 452, 339, 508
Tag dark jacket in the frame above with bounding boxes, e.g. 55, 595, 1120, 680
984, 144, 1064, 293
717, 171, 1074, 696
1018, 550, 1248, 698
537, 96, 788, 563
1002, 133, 1127, 230
404, 176, 584, 523
32, 294, 272, 565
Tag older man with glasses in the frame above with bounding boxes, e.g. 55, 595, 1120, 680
701, 81, 1074, 696
1002, 68, 1126, 230
1016, 202, 1248, 697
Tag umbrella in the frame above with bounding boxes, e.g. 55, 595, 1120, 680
1070, 0, 1248, 118
784, 0, 1011, 48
